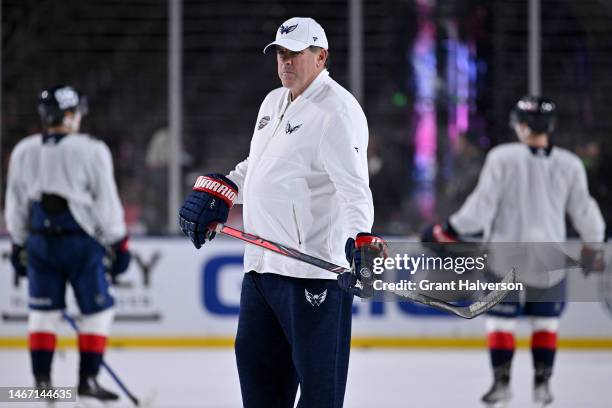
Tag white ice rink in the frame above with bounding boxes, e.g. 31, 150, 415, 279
1, 348, 611, 408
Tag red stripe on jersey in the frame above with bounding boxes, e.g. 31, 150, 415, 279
78, 334, 107, 353
29, 332, 56, 351
487, 332, 515, 350
193, 176, 237, 207
532, 331, 557, 349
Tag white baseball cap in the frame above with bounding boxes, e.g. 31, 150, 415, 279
263, 17, 329, 54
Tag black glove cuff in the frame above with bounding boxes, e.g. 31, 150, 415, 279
443, 219, 459, 238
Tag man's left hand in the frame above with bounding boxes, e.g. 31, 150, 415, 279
108, 236, 131, 277
338, 233, 387, 298
10, 244, 27, 277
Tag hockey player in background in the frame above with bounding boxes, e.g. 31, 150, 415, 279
178, 17, 385, 408
422, 96, 606, 406
5, 85, 131, 401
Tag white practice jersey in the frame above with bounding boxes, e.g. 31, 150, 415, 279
227, 69, 374, 279
449, 142, 605, 242
5, 133, 126, 246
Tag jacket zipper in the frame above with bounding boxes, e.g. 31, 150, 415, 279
270, 112, 286, 139
254, 100, 290, 175
252, 96, 292, 271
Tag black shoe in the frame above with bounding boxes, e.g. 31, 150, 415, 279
482, 363, 512, 406
534, 378, 553, 406
35, 376, 57, 401
482, 379, 511, 406
534, 365, 553, 406
78, 376, 119, 401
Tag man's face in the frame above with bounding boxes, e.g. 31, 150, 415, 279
276, 46, 325, 97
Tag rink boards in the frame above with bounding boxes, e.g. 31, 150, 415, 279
1, 237, 612, 348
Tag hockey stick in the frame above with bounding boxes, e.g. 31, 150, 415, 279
214, 224, 516, 319
61, 311, 140, 406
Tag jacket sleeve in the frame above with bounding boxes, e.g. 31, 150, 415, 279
449, 151, 504, 236
5, 144, 30, 245
89, 142, 127, 244
566, 160, 606, 242
227, 157, 248, 205
318, 109, 374, 239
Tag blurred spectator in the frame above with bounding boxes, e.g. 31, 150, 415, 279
575, 140, 611, 236
439, 132, 484, 217
368, 133, 413, 234
142, 128, 194, 234
142, 128, 169, 234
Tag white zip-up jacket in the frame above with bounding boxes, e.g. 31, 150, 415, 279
5, 133, 127, 246
227, 70, 374, 279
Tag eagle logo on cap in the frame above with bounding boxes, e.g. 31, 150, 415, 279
279, 24, 298, 34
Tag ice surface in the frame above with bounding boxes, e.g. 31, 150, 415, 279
0, 348, 610, 407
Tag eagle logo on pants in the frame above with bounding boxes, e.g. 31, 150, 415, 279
305, 289, 327, 307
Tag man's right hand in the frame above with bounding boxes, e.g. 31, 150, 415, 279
178, 173, 238, 249
339, 233, 387, 298
10, 243, 27, 277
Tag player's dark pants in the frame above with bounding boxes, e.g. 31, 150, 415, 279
27, 202, 113, 313
488, 279, 567, 318
235, 271, 353, 408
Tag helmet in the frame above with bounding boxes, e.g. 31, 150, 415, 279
37, 85, 88, 126
509, 96, 556, 134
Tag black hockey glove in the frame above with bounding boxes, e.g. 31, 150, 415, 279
10, 243, 27, 277
339, 233, 387, 299
108, 236, 131, 277
580, 245, 605, 276
178, 174, 238, 249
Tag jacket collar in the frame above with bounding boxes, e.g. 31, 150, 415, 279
286, 69, 330, 102
42, 132, 67, 144
527, 143, 554, 157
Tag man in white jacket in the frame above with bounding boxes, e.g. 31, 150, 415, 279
179, 17, 385, 408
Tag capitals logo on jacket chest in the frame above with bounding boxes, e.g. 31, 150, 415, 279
257, 116, 270, 130
285, 122, 302, 134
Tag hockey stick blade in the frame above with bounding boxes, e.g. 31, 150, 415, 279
392, 268, 517, 319
216, 224, 515, 319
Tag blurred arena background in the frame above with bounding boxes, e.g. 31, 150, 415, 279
2, 0, 611, 236
1, 1, 612, 407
